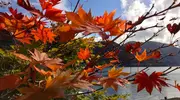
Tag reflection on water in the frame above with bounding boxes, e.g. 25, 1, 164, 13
110, 67, 180, 100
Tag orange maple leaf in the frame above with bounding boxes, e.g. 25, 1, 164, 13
100, 77, 128, 91
84, 67, 95, 73
94, 10, 132, 36
33, 66, 52, 76
135, 49, 149, 62
175, 81, 180, 91
39, 0, 61, 10
45, 8, 65, 22
108, 66, 129, 79
135, 49, 161, 63
31, 25, 56, 43
95, 64, 112, 70
77, 48, 91, 60
99, 67, 129, 91
66, 7, 102, 35
55, 24, 76, 42
13, 30, 33, 44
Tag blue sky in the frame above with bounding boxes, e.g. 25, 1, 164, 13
68, 0, 122, 17
0, 0, 180, 44
0, 0, 123, 18
0, 0, 150, 19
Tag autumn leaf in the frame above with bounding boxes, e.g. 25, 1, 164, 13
104, 50, 120, 58
17, 0, 42, 16
108, 66, 129, 78
125, 42, 141, 54
44, 70, 93, 96
55, 24, 76, 42
0, 23, 5, 30
167, 23, 180, 34
133, 71, 168, 94
94, 10, 116, 27
0, 75, 21, 91
29, 49, 63, 71
19, 70, 73, 99
66, 7, 102, 35
99, 77, 128, 91
84, 67, 95, 73
13, 30, 33, 44
95, 64, 112, 70
135, 49, 149, 62
45, 8, 65, 22
175, 81, 180, 91
12, 52, 32, 61
17, 84, 53, 100
78, 6, 93, 22
9, 7, 24, 20
45, 70, 72, 89
135, 49, 161, 63
94, 10, 132, 36
150, 50, 161, 59
77, 48, 91, 60
0, 10, 36, 32
33, 66, 52, 76
99, 67, 129, 91
31, 25, 56, 43
13, 49, 64, 76
80, 71, 99, 82
39, 0, 61, 10
70, 79, 94, 91
46, 70, 94, 91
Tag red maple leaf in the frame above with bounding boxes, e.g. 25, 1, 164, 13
17, 0, 42, 16
125, 42, 141, 54
133, 71, 168, 94
0, 75, 22, 91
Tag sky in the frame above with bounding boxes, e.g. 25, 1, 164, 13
0, 0, 180, 45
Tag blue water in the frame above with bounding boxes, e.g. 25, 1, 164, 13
116, 67, 180, 100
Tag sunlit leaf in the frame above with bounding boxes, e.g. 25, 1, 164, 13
17, 0, 42, 16
108, 66, 129, 79
77, 48, 90, 60
45, 8, 65, 22
31, 25, 56, 43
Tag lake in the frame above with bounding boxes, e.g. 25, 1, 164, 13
107, 67, 180, 100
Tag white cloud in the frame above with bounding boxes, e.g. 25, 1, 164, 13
118, 0, 180, 44
120, 0, 128, 8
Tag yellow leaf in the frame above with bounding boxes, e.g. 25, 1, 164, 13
46, 76, 52, 89
108, 66, 129, 78
135, 49, 148, 62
